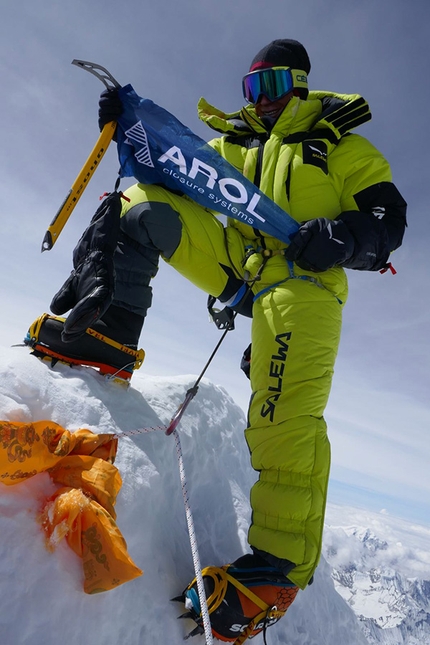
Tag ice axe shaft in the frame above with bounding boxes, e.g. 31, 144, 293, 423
41, 120, 116, 251
41, 60, 121, 252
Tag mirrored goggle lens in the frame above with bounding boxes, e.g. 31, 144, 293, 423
242, 68, 294, 104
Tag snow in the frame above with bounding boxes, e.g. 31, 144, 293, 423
323, 506, 430, 643
0, 344, 428, 645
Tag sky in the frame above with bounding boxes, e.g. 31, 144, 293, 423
0, 0, 429, 526
1, 344, 428, 644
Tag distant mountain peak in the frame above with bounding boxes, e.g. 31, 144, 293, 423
324, 513, 430, 644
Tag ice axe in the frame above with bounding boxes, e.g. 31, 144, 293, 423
41, 60, 121, 252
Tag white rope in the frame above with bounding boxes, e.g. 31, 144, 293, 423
115, 399, 214, 642
172, 429, 213, 645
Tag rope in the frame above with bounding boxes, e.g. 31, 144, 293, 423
113, 423, 213, 644
172, 429, 213, 645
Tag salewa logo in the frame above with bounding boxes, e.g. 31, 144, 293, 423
372, 206, 386, 219
327, 222, 344, 245
303, 140, 328, 174
261, 332, 292, 422
124, 121, 154, 167
308, 144, 327, 159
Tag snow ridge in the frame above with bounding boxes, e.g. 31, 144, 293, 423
0, 346, 427, 644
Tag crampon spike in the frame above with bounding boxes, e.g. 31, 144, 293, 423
177, 612, 196, 620
184, 625, 205, 639
171, 595, 186, 603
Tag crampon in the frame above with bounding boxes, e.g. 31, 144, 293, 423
24, 313, 145, 384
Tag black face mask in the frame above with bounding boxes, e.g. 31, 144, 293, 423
261, 114, 278, 130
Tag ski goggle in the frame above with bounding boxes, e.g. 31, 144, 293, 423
242, 67, 307, 104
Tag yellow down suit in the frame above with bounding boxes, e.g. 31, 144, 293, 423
116, 91, 406, 589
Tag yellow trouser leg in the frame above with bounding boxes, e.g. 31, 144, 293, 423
122, 183, 245, 298
246, 277, 343, 589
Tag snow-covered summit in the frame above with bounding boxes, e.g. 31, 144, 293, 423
0, 345, 426, 644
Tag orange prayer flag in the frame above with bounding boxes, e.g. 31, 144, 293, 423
1, 420, 142, 593
43, 487, 142, 594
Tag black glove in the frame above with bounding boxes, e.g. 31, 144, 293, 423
98, 88, 123, 131
50, 192, 122, 342
285, 217, 354, 272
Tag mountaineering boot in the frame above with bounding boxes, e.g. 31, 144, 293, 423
177, 553, 299, 643
24, 304, 145, 382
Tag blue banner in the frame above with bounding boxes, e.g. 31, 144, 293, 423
116, 84, 299, 245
